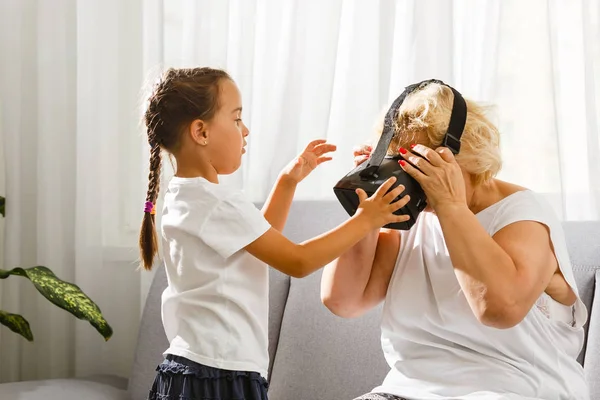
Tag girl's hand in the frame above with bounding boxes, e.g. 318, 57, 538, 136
354, 177, 411, 229
398, 144, 467, 211
282, 139, 337, 184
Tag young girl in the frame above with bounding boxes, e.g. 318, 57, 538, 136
139, 67, 410, 400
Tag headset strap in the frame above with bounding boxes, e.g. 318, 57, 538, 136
360, 79, 467, 179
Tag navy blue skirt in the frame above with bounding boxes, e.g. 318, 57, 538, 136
148, 354, 269, 400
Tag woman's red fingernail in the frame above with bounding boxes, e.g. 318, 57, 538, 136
410, 144, 416, 149
399, 160, 406, 167
399, 147, 407, 155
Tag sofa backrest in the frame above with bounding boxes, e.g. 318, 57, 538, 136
127, 200, 600, 400
563, 221, 600, 398
266, 202, 600, 400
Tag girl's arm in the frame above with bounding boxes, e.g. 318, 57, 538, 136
261, 174, 297, 231
246, 178, 409, 278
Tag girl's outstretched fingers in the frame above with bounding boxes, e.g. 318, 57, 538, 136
372, 177, 397, 199
392, 194, 410, 212
383, 184, 405, 204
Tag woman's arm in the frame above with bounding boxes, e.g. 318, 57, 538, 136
246, 178, 409, 279
396, 144, 573, 329
435, 204, 563, 329
321, 228, 400, 318
398, 144, 568, 329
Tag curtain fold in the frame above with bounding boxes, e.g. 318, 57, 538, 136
0, 0, 145, 383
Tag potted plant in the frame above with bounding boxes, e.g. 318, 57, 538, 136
0, 195, 112, 341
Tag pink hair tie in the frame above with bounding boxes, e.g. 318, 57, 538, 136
144, 201, 156, 215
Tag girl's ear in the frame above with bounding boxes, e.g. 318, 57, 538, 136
189, 119, 209, 146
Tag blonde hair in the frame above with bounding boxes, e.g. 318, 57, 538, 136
372, 83, 502, 185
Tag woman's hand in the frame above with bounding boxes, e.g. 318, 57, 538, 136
398, 144, 467, 211
282, 139, 337, 184
353, 144, 372, 167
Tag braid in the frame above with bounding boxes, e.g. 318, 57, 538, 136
146, 132, 162, 204
139, 128, 162, 271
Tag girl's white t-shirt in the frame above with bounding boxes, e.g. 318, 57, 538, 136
160, 176, 271, 378
373, 190, 589, 400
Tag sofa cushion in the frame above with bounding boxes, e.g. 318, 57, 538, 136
267, 268, 290, 381
0, 378, 128, 400
267, 270, 388, 400
572, 265, 598, 364
265, 200, 355, 380
584, 270, 600, 399
563, 221, 600, 366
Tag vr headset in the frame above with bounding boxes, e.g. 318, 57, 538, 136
333, 79, 468, 230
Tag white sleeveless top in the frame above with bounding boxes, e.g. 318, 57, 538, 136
373, 190, 589, 400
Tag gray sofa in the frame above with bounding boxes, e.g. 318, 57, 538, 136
0, 201, 598, 399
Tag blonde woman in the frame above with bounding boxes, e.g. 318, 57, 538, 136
321, 81, 589, 400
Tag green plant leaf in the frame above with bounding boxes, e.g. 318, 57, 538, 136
0, 196, 4, 217
0, 310, 33, 341
0, 266, 113, 340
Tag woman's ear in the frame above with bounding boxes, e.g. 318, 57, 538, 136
189, 119, 209, 146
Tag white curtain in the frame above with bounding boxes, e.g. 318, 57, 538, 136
0, 0, 598, 384
0, 0, 148, 382
163, 0, 600, 220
